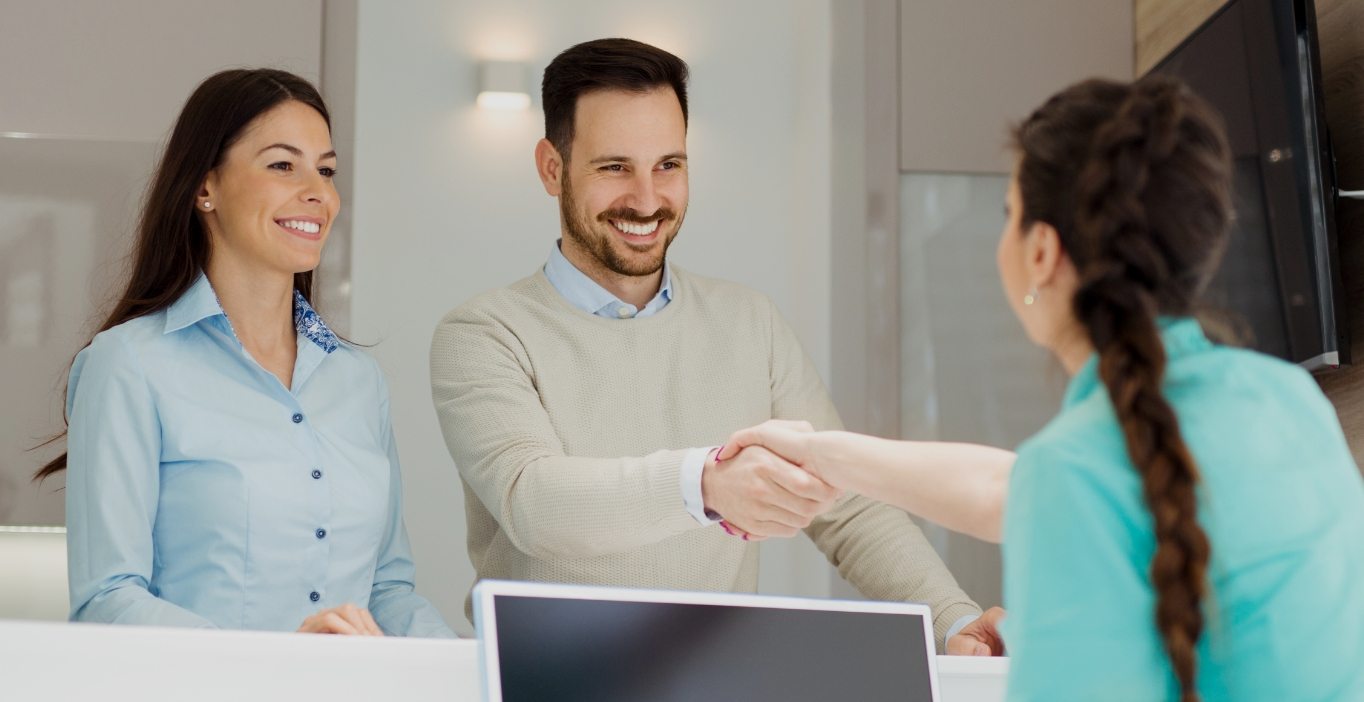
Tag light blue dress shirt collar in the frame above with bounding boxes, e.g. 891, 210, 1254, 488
166, 273, 339, 352
543, 239, 673, 319
164, 274, 341, 392
1062, 317, 1209, 410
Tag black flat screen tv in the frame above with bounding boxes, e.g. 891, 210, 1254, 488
1152, 0, 1345, 369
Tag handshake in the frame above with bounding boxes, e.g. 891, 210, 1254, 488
703, 420, 1011, 657
701, 420, 842, 542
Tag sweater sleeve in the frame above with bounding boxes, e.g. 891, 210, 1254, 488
430, 303, 701, 561
762, 299, 982, 648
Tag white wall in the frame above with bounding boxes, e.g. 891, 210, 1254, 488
0, 1, 322, 142
346, 0, 836, 633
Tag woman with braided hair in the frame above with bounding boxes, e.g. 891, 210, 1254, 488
717, 75, 1364, 700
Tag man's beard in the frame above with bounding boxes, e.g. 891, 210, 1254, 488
560, 175, 685, 277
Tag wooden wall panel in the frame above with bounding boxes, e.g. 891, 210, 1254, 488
1135, 0, 1227, 75
1138, 0, 1364, 469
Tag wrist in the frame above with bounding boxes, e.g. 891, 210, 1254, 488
807, 432, 839, 483
700, 446, 721, 514
682, 447, 721, 525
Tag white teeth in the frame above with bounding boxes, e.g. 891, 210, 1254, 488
613, 220, 659, 236
278, 220, 321, 234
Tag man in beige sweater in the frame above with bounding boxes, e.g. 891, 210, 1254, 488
430, 38, 1005, 654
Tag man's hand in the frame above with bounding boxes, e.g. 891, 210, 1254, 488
297, 603, 385, 636
945, 607, 1006, 656
702, 438, 840, 540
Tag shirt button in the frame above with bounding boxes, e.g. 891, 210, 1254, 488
291, 413, 304, 424
311, 469, 323, 480
315, 528, 327, 540
616, 306, 633, 319
309, 591, 321, 603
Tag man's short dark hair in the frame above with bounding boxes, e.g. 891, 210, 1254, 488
542, 38, 689, 161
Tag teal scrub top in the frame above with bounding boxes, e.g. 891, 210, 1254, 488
1002, 318, 1364, 701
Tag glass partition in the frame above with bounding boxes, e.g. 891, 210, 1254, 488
0, 134, 160, 526
899, 172, 1068, 608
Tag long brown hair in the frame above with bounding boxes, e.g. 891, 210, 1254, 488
1013, 76, 1233, 701
34, 68, 331, 481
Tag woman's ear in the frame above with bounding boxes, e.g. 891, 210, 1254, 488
1026, 221, 1066, 290
197, 171, 217, 211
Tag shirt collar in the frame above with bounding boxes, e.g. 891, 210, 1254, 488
293, 290, 339, 353
543, 239, 672, 318
1062, 316, 1212, 409
163, 273, 224, 335
163, 272, 338, 354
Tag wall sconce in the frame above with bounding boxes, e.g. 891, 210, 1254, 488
477, 61, 530, 110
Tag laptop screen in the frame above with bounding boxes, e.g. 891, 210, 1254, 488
487, 592, 936, 702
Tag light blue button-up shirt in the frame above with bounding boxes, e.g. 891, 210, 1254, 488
543, 239, 674, 319
1003, 318, 1364, 700
65, 273, 454, 637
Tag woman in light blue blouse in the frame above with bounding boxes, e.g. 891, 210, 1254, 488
719, 76, 1364, 700
36, 69, 453, 638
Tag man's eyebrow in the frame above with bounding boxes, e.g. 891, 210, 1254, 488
257, 143, 337, 160
587, 152, 688, 165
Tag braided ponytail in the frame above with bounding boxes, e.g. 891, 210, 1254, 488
1013, 76, 1233, 701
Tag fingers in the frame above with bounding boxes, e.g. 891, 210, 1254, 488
976, 607, 1008, 655
765, 460, 840, 503
723, 515, 800, 539
359, 607, 385, 636
334, 604, 379, 636
750, 498, 817, 531
719, 520, 767, 542
742, 453, 835, 523
945, 630, 993, 656
716, 421, 813, 463
944, 607, 1008, 657
345, 604, 383, 636
298, 611, 361, 635
297, 604, 383, 636
746, 444, 839, 508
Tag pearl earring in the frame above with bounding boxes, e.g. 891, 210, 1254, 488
1023, 286, 1039, 306
202, 201, 212, 210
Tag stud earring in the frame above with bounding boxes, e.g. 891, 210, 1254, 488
202, 201, 212, 210
1023, 286, 1039, 306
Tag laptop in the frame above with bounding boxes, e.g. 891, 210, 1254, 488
473, 580, 941, 702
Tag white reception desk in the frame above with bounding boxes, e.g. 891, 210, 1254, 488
0, 619, 1008, 701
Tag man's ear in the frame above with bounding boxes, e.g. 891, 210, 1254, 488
1026, 220, 1067, 290
534, 138, 564, 197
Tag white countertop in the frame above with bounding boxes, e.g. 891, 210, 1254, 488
0, 618, 1006, 701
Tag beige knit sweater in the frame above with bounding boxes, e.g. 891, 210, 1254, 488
430, 266, 980, 646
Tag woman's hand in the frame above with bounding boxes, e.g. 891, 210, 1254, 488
297, 603, 385, 636
715, 420, 828, 482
